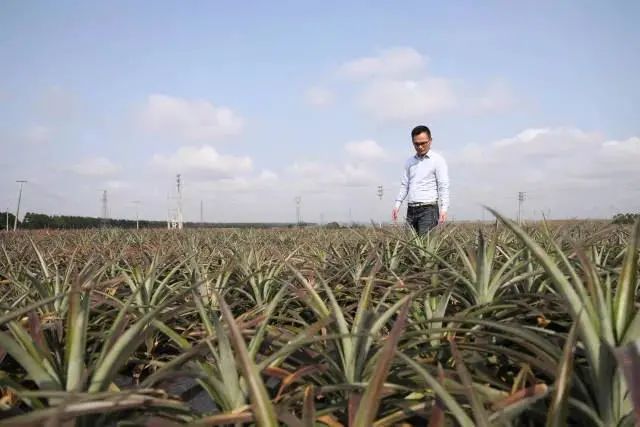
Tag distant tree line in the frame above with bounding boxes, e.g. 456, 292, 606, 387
18, 212, 167, 229
612, 213, 640, 225
0, 211, 318, 230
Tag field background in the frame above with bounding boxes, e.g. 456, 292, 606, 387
0, 215, 638, 426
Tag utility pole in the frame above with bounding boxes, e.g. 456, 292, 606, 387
132, 200, 141, 230
5, 207, 9, 231
176, 174, 183, 230
101, 190, 109, 228
14, 180, 27, 231
377, 185, 384, 227
294, 196, 301, 226
517, 191, 526, 226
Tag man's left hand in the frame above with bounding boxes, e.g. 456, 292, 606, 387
438, 211, 447, 225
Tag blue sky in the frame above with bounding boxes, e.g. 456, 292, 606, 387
1, 1, 639, 223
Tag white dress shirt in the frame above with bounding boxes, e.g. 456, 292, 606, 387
394, 150, 450, 212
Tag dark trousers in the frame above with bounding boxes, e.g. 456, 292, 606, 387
407, 204, 439, 235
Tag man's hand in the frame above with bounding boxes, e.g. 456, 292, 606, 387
439, 211, 447, 224
438, 211, 447, 225
392, 207, 400, 222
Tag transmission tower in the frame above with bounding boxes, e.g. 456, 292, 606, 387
101, 190, 108, 218
295, 196, 301, 225
99, 190, 109, 228
14, 180, 27, 231
177, 174, 183, 229
168, 174, 184, 229
517, 191, 526, 225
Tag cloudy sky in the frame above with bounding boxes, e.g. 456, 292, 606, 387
1, 1, 639, 223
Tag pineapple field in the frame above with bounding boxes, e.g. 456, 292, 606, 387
0, 211, 639, 426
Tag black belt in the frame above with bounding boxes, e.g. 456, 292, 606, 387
408, 202, 437, 208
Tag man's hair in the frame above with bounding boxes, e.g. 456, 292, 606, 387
411, 125, 431, 139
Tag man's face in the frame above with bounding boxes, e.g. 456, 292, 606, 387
412, 132, 431, 156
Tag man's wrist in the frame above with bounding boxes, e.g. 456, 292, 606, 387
394, 201, 402, 209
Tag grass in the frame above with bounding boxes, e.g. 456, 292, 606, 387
0, 214, 638, 426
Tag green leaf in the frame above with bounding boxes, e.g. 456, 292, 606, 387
546, 315, 580, 427
397, 351, 475, 427
450, 339, 490, 427
614, 219, 640, 342
486, 208, 602, 383
217, 291, 278, 426
0, 331, 60, 390
614, 339, 640, 424
353, 299, 410, 427
64, 276, 91, 392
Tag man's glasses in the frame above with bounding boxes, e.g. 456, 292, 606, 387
413, 140, 430, 147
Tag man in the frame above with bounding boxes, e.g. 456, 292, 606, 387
392, 125, 449, 235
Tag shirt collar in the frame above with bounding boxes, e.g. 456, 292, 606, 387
414, 151, 431, 160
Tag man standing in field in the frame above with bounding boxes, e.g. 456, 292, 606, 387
392, 125, 450, 235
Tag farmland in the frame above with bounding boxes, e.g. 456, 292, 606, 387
0, 212, 638, 426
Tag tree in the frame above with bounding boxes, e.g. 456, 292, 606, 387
612, 213, 640, 225
0, 212, 18, 230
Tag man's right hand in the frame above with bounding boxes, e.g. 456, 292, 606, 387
392, 207, 400, 222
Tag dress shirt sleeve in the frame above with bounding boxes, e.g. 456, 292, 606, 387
436, 156, 449, 212
394, 162, 409, 209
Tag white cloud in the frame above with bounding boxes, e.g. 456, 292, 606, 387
450, 127, 640, 218
338, 47, 427, 79
69, 157, 120, 177
38, 86, 78, 121
289, 160, 377, 189
105, 180, 130, 190
602, 137, 640, 160
198, 169, 279, 193
358, 78, 458, 120
140, 94, 244, 142
337, 47, 517, 121
344, 139, 387, 160
258, 169, 279, 181
217, 169, 277, 190
466, 80, 516, 114
305, 86, 334, 107
23, 125, 51, 144
151, 145, 253, 179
